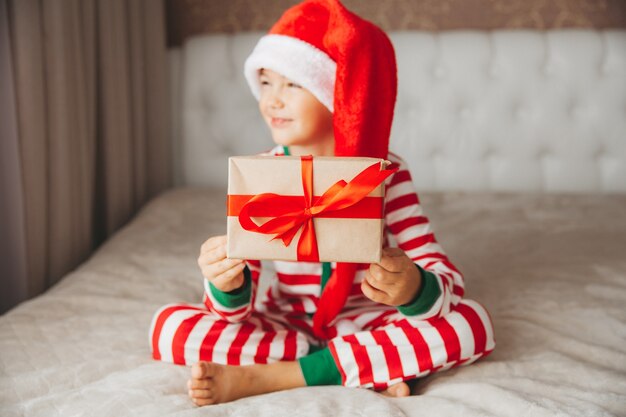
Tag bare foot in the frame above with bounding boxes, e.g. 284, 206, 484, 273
380, 381, 410, 398
187, 361, 306, 406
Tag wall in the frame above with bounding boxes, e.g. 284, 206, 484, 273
165, 0, 626, 46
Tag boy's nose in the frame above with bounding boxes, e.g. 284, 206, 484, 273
267, 95, 284, 109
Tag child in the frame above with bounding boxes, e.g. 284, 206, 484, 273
150, 0, 495, 406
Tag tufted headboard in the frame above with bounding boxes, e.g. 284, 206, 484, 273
170, 30, 626, 193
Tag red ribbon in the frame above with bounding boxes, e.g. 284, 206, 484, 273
233, 156, 397, 262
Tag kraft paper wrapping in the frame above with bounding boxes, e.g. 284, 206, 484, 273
226, 155, 389, 263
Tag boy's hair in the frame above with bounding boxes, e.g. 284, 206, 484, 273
244, 0, 397, 160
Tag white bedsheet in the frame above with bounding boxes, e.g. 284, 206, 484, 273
1, 188, 625, 417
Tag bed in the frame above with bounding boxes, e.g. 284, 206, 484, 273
2, 30, 626, 416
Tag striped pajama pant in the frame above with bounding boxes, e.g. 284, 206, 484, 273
150, 298, 495, 389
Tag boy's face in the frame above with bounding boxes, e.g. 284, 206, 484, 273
258, 69, 334, 152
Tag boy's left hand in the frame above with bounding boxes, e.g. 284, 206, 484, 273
362, 247, 422, 306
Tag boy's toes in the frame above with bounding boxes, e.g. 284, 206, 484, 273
188, 378, 212, 390
191, 362, 206, 379
191, 361, 214, 379
192, 395, 216, 407
188, 364, 217, 407
189, 388, 213, 400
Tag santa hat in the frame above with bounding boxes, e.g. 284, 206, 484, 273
244, 0, 397, 159
244, 0, 398, 339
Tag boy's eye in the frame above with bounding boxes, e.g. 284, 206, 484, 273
287, 82, 302, 88
260, 80, 270, 86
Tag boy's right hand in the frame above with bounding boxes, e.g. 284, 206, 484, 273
197, 235, 246, 292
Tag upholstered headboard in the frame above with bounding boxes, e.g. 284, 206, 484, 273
170, 30, 626, 193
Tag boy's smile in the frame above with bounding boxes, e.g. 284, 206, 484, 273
269, 117, 293, 128
258, 69, 334, 156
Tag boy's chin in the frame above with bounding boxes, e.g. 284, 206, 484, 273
271, 136, 300, 147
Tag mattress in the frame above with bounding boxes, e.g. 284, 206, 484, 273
1, 188, 625, 417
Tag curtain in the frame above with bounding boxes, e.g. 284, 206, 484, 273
0, 0, 171, 314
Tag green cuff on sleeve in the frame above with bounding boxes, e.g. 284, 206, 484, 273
208, 266, 252, 308
298, 347, 343, 386
397, 264, 441, 317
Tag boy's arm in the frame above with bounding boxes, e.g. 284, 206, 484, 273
384, 157, 464, 321
203, 260, 261, 323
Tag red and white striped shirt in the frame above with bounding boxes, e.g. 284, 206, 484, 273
204, 146, 464, 325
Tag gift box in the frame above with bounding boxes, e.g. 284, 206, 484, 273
226, 155, 396, 263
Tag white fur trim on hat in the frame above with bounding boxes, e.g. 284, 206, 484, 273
244, 34, 336, 112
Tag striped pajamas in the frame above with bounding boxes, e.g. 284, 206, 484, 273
150, 148, 495, 389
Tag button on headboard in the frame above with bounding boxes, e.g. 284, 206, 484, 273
172, 30, 626, 193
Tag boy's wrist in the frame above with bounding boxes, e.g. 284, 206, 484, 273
397, 264, 441, 316
396, 264, 423, 306
207, 266, 252, 308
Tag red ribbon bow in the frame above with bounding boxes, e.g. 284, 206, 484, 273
237, 156, 397, 262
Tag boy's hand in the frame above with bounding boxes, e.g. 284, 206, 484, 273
197, 235, 246, 292
361, 247, 422, 306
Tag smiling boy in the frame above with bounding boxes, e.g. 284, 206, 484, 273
150, 0, 495, 406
